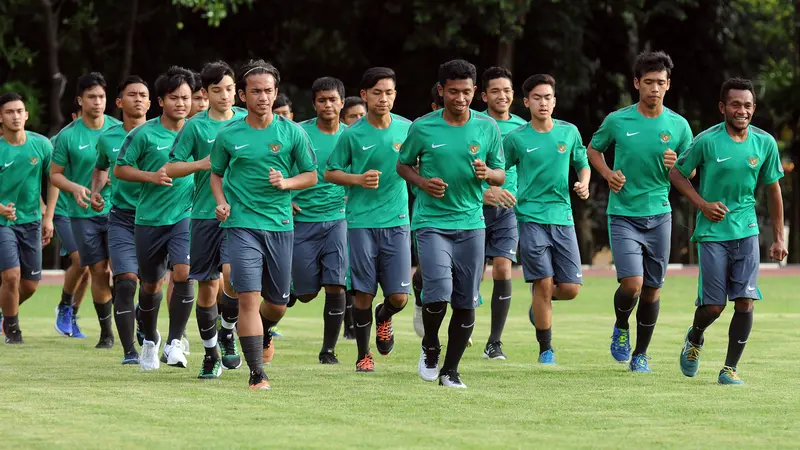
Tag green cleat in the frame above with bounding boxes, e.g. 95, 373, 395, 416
718, 366, 744, 385
679, 327, 702, 377
198, 355, 223, 379
219, 330, 242, 370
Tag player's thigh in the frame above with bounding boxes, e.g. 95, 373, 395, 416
518, 222, 555, 282
378, 225, 412, 296
0, 225, 20, 273
108, 208, 138, 277
71, 215, 110, 267
452, 229, 485, 310
349, 228, 379, 296
484, 206, 519, 262
641, 213, 672, 288
609, 215, 645, 281
262, 230, 294, 305
15, 222, 42, 281
189, 219, 224, 282
728, 235, 761, 301
291, 221, 323, 296
415, 228, 454, 304
53, 214, 78, 257
166, 218, 190, 270
227, 227, 266, 296
551, 225, 583, 285
134, 224, 170, 284
696, 240, 730, 307
320, 219, 348, 287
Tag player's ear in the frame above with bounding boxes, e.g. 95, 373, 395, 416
24, 110, 29, 121
76, 96, 83, 107
665, 78, 671, 91
158, 97, 165, 108
360, 89, 367, 103
238, 89, 246, 103
718, 101, 725, 116
633, 77, 640, 90
116, 97, 123, 109
552, 96, 557, 110
481, 92, 488, 103
523, 96, 529, 109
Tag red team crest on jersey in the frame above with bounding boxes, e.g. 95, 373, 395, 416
748, 156, 759, 168
393, 142, 402, 152
270, 143, 281, 153
469, 144, 480, 155
29, 157, 38, 165
659, 131, 671, 144
556, 142, 567, 153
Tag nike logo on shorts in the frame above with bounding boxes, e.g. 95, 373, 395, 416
401, 282, 410, 287
282, 293, 290, 298
747, 285, 755, 291
30, 270, 42, 275
509, 250, 516, 255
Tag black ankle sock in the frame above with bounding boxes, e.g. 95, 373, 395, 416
322, 291, 346, 353
93, 300, 114, 334
488, 279, 512, 342
167, 281, 194, 344
422, 302, 447, 349
3, 314, 19, 333
689, 306, 720, 345
633, 299, 660, 356
536, 328, 552, 353
614, 287, 638, 330
60, 290, 73, 307
725, 309, 753, 368
260, 311, 278, 348
138, 290, 162, 343
113, 278, 137, 353
240, 335, 263, 373
353, 306, 372, 359
440, 308, 475, 374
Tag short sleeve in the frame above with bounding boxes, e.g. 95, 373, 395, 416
210, 133, 229, 176
484, 123, 504, 170
169, 122, 197, 163
398, 122, 423, 166
42, 137, 53, 175
675, 135, 705, 178
674, 119, 694, 156
326, 130, 353, 171
292, 127, 317, 173
760, 138, 784, 185
590, 114, 615, 152
502, 132, 519, 171
52, 132, 69, 167
96, 135, 111, 170
570, 127, 589, 171
117, 129, 143, 167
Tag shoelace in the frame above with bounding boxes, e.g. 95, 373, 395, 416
424, 346, 440, 368
722, 366, 740, 380
685, 344, 701, 361
202, 356, 217, 372
446, 370, 461, 384
488, 341, 502, 353
376, 320, 392, 341
357, 353, 374, 370
221, 333, 237, 354
632, 354, 650, 368
613, 331, 629, 346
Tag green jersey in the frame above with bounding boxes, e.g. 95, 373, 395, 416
169, 107, 248, 219
399, 109, 505, 231
482, 111, 526, 196
590, 104, 692, 217
96, 124, 141, 211
292, 118, 346, 223
116, 117, 192, 226
210, 116, 317, 231
49, 136, 70, 217
0, 132, 52, 226
504, 119, 589, 225
52, 115, 120, 218
327, 114, 412, 229
675, 123, 784, 243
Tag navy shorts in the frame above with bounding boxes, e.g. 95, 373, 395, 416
519, 222, 583, 284
697, 235, 761, 306
70, 215, 110, 267
609, 213, 671, 288
415, 227, 485, 310
348, 226, 411, 297
227, 227, 293, 305
189, 218, 226, 282
134, 218, 190, 284
108, 207, 138, 277
0, 221, 42, 280
292, 220, 348, 296
483, 206, 518, 262
54, 214, 78, 257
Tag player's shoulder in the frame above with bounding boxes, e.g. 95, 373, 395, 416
509, 113, 528, 126
664, 107, 691, 128
472, 109, 502, 136
99, 123, 124, 139
749, 125, 778, 149
216, 116, 246, 136
604, 104, 637, 122
53, 118, 81, 141
104, 114, 122, 126
26, 131, 52, 149
693, 122, 725, 144
128, 117, 159, 141
503, 121, 529, 140
409, 109, 441, 131
298, 117, 317, 131
391, 113, 412, 125
554, 118, 580, 133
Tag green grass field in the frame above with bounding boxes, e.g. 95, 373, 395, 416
2, 275, 799, 449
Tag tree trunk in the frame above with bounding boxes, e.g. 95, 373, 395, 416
120, 0, 139, 81
497, 39, 514, 69
40, 0, 65, 137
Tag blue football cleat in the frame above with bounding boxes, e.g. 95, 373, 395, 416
718, 366, 744, 385
610, 327, 631, 362
679, 327, 702, 377
55, 305, 73, 337
538, 348, 556, 365
629, 354, 652, 373
70, 314, 87, 339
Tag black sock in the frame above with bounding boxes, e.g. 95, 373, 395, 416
196, 304, 220, 358
167, 281, 194, 344
688, 306, 720, 345
536, 328, 552, 353
413, 270, 423, 307
113, 278, 137, 353
219, 291, 238, 330
93, 300, 114, 335
3, 314, 19, 333
240, 335, 264, 374
60, 290, 73, 308
725, 309, 753, 368
633, 299, 659, 356
488, 279, 512, 342
72, 304, 80, 316
422, 302, 447, 349
322, 291, 346, 353
260, 311, 279, 348
440, 308, 475, 374
376, 297, 405, 323
138, 290, 162, 342
343, 291, 354, 332
353, 306, 373, 359
614, 287, 638, 330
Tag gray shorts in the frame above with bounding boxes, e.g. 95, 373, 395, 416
0, 221, 42, 280
220, 233, 231, 266
189, 219, 226, 282
697, 235, 761, 306
519, 222, 583, 284
292, 220, 348, 296
348, 226, 411, 297
108, 207, 138, 277
483, 206, 518, 262
609, 213, 671, 288
415, 227, 485, 310
54, 214, 78, 257
227, 227, 293, 304
134, 218, 190, 284
70, 215, 110, 267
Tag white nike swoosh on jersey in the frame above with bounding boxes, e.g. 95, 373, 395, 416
717, 157, 732, 163
626, 132, 640, 137
79, 144, 90, 149
431, 143, 446, 148
207, 139, 215, 143
157, 145, 170, 150
362, 144, 376, 151
526, 147, 540, 153
3, 162, 13, 168
401, 282, 411, 287
235, 144, 250, 150
112, 148, 120, 152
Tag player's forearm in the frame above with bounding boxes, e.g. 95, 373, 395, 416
286, 171, 317, 190
397, 162, 426, 188
324, 170, 361, 187
91, 168, 109, 195
767, 181, 785, 243
210, 173, 228, 205
50, 171, 83, 195
114, 165, 151, 183
668, 167, 706, 209
578, 168, 591, 185
587, 147, 614, 180
485, 168, 505, 186
44, 181, 59, 221
164, 161, 201, 179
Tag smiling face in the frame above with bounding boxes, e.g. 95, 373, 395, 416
206, 75, 235, 115
439, 78, 476, 118
720, 88, 755, 132
482, 77, 513, 115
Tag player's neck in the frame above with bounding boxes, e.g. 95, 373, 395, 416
530, 116, 554, 133
636, 101, 663, 118
316, 117, 340, 134
208, 107, 233, 122
725, 122, 749, 142
82, 114, 104, 130
245, 111, 274, 129
122, 115, 146, 133
160, 114, 184, 132
2, 129, 26, 145
487, 108, 510, 122
442, 108, 470, 126
366, 111, 391, 129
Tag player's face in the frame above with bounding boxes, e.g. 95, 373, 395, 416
634, 70, 670, 109
720, 89, 755, 132
0, 100, 28, 133
159, 83, 191, 121
439, 78, 476, 116
314, 90, 344, 122
523, 84, 556, 121
189, 90, 209, 117
273, 105, 293, 120
116, 83, 150, 120
482, 77, 513, 114
361, 78, 396, 117
342, 105, 366, 125
206, 75, 235, 114
239, 73, 278, 117
79, 85, 107, 120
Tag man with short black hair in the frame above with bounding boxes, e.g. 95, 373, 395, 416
340, 96, 366, 125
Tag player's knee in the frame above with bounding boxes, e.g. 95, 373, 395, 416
141, 281, 160, 295
171, 264, 190, 282
1, 268, 21, 287
556, 283, 580, 300
19, 280, 38, 299
69, 252, 81, 267
733, 299, 754, 313
388, 293, 408, 307
90, 261, 111, 279
353, 295, 372, 309
172, 280, 195, 298
619, 278, 643, 298
324, 285, 345, 295
703, 305, 725, 318
533, 278, 555, 300
492, 258, 513, 280
261, 300, 287, 319
115, 272, 138, 282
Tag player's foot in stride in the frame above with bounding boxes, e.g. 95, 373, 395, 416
270, 326, 284, 338
70, 315, 87, 339
135, 313, 145, 347
249, 369, 271, 390
55, 305, 73, 337
538, 348, 556, 365
163, 339, 188, 368
438, 369, 467, 389
95, 331, 114, 349
4, 328, 23, 345
355, 353, 375, 372
718, 366, 744, 385
375, 304, 394, 356
412, 304, 424, 338
181, 330, 190, 355
679, 327, 702, 377
140, 333, 161, 371
629, 353, 651, 373
482, 341, 507, 360
418, 345, 441, 382
342, 326, 355, 340
319, 350, 339, 365
219, 329, 242, 370
122, 350, 139, 365
198, 355, 223, 379
610, 327, 630, 362
262, 340, 275, 365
